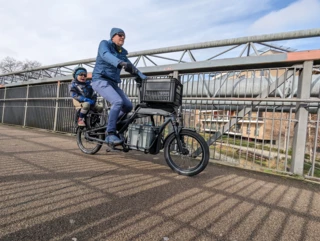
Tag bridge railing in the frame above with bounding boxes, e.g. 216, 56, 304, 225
1, 28, 320, 85
1, 30, 320, 180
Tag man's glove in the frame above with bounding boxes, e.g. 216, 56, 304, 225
135, 72, 148, 84
137, 72, 148, 81
119, 62, 138, 75
84, 98, 95, 105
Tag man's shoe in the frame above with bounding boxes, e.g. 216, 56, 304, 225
105, 134, 123, 145
78, 118, 85, 127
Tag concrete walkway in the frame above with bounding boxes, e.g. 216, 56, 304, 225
0, 124, 320, 241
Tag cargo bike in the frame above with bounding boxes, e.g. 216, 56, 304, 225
75, 77, 209, 176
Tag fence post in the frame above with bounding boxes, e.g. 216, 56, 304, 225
1, 87, 6, 123
23, 85, 29, 127
291, 61, 313, 175
53, 81, 60, 131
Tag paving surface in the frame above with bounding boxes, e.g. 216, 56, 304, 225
0, 124, 320, 241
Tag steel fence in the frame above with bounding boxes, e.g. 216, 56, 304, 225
1, 62, 320, 180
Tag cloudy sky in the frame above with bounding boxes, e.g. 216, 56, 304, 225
0, 0, 320, 65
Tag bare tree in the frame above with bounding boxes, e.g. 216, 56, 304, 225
21, 59, 41, 71
0, 57, 22, 74
0, 56, 41, 74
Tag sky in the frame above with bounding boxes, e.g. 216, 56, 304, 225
0, 0, 320, 66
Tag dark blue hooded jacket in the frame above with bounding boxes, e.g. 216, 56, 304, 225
70, 79, 97, 102
92, 40, 132, 84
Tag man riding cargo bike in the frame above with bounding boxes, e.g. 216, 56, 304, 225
73, 27, 210, 176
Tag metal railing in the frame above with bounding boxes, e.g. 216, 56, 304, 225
1, 66, 320, 180
1, 28, 320, 85
1, 29, 320, 181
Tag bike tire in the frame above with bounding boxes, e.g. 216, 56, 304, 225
164, 129, 209, 176
76, 127, 104, 154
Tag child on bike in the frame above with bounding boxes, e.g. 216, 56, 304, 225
70, 66, 103, 126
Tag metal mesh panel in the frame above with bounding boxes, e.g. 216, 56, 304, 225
0, 89, 4, 99
25, 100, 55, 130
55, 82, 75, 133
28, 84, 57, 98
178, 68, 300, 175
0, 102, 3, 122
199, 105, 296, 173
59, 82, 72, 98
0, 89, 3, 123
3, 101, 25, 125
56, 99, 75, 133
305, 107, 320, 177
6, 86, 27, 99
26, 84, 57, 130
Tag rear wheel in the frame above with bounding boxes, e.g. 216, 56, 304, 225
164, 129, 209, 176
76, 127, 104, 154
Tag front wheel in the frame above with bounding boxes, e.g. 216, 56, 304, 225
164, 129, 209, 176
76, 127, 104, 154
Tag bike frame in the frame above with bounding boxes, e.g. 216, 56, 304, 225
80, 103, 188, 153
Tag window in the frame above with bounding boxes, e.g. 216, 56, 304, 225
255, 125, 260, 136
246, 124, 251, 134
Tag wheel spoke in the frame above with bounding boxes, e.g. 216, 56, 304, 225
164, 130, 209, 176
77, 127, 103, 154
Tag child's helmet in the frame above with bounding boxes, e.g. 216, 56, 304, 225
72, 66, 87, 79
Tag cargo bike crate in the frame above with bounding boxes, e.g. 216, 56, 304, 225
140, 78, 183, 107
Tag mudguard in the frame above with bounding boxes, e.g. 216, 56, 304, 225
162, 127, 196, 147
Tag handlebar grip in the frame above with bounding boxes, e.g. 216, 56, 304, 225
137, 71, 147, 81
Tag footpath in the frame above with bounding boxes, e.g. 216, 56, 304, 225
1, 124, 320, 241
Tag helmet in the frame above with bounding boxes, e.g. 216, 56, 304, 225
72, 66, 87, 79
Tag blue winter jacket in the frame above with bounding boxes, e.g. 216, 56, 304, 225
92, 40, 132, 84
69, 79, 97, 102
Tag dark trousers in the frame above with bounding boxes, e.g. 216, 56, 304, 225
92, 79, 132, 133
